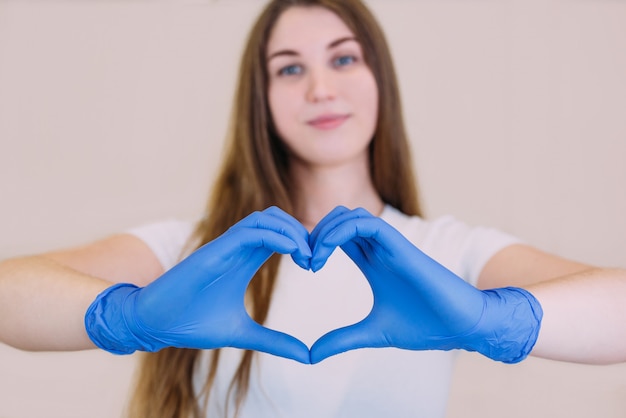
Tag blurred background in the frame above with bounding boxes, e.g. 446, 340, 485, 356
0, 0, 625, 417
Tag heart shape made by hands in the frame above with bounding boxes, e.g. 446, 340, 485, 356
239, 205, 492, 365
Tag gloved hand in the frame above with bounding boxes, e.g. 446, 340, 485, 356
85, 206, 312, 364
308, 206, 542, 364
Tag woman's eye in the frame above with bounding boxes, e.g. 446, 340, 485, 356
278, 64, 303, 76
333, 55, 356, 67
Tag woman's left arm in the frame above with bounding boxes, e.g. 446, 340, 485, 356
478, 244, 626, 364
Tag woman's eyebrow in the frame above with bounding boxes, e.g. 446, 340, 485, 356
267, 36, 359, 63
328, 36, 358, 49
267, 49, 299, 63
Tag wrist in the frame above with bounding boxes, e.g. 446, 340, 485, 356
464, 287, 543, 363
84, 283, 144, 355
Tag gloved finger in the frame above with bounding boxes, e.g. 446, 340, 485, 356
309, 207, 372, 271
311, 215, 391, 271
266, 207, 313, 269
309, 318, 384, 364
232, 319, 311, 364
260, 206, 312, 266
235, 208, 312, 269
193, 228, 304, 287
263, 206, 310, 243
142, 229, 277, 301
308, 205, 351, 247
235, 227, 308, 259
310, 207, 374, 245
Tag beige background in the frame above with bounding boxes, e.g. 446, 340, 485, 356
1, 0, 625, 417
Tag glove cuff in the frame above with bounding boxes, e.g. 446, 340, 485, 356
84, 283, 145, 355
467, 287, 543, 364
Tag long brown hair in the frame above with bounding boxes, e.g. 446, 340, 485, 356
127, 0, 421, 417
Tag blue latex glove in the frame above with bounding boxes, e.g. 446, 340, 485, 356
85, 206, 312, 364
308, 206, 542, 364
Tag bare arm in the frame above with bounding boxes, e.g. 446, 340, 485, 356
478, 244, 626, 364
527, 267, 626, 364
0, 234, 163, 351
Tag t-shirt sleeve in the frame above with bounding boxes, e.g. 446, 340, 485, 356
383, 206, 523, 287
126, 219, 196, 272
420, 215, 523, 286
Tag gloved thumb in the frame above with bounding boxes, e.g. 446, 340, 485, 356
309, 319, 379, 364
234, 320, 312, 364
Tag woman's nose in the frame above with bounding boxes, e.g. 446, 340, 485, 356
305, 68, 336, 103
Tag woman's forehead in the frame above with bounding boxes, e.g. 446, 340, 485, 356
266, 6, 357, 56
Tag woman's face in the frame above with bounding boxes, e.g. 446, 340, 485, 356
266, 6, 379, 169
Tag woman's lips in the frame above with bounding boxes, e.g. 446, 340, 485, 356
307, 114, 350, 130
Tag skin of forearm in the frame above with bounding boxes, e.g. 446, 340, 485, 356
0, 256, 112, 351
527, 267, 626, 365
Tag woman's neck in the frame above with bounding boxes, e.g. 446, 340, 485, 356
288, 160, 384, 231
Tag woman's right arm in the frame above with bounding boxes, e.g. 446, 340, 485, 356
0, 234, 164, 351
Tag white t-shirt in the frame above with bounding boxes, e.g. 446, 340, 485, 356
128, 205, 521, 418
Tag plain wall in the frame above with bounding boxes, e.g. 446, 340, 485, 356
1, 0, 625, 417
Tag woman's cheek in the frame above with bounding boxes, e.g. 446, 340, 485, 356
354, 72, 379, 134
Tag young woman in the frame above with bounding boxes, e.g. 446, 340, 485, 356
0, 0, 625, 417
